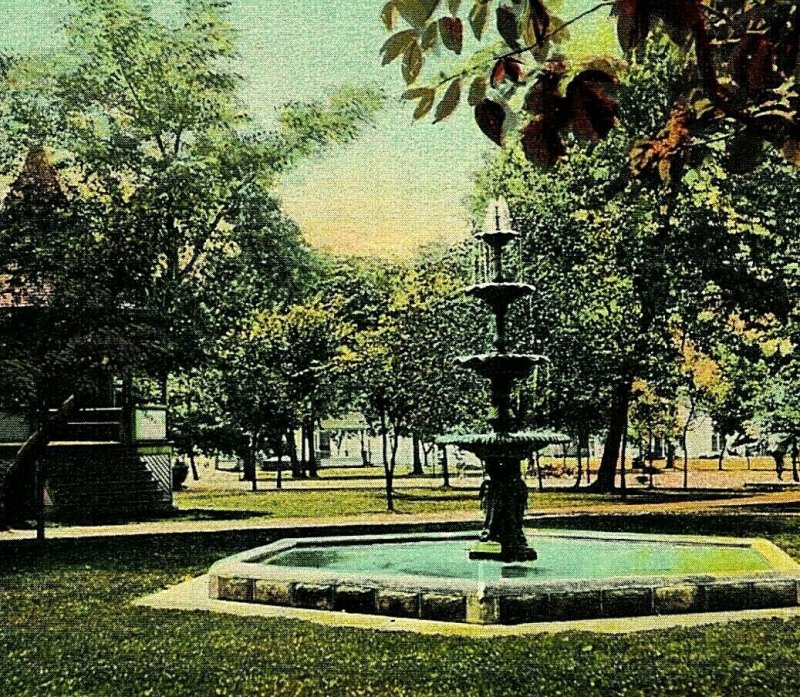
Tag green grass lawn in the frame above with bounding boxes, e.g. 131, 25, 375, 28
174, 488, 615, 519
4, 513, 800, 695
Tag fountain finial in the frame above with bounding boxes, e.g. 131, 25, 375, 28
484, 197, 511, 234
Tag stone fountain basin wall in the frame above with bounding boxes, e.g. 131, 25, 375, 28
207, 531, 800, 625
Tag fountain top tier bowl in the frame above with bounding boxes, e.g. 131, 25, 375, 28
465, 282, 535, 309
209, 530, 800, 625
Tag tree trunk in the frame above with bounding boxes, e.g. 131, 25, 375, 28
682, 432, 689, 490
619, 422, 627, 500
574, 434, 583, 488
590, 378, 631, 492
305, 417, 318, 478
299, 421, 308, 477
535, 451, 544, 492
188, 445, 199, 481
792, 439, 799, 483
385, 464, 394, 512
439, 445, 450, 488
775, 449, 785, 480
380, 408, 393, 511
380, 409, 389, 469
276, 438, 283, 490
665, 440, 676, 470
411, 432, 423, 475
717, 434, 727, 471
246, 433, 258, 492
286, 428, 301, 477
385, 430, 400, 513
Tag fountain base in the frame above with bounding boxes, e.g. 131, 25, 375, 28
207, 530, 800, 625
469, 540, 537, 562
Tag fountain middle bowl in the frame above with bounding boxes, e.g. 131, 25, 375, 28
456, 354, 545, 380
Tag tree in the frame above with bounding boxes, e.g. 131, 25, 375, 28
343, 250, 485, 509
0, 0, 382, 388
207, 296, 353, 487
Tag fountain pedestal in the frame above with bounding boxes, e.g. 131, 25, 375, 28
471, 457, 536, 561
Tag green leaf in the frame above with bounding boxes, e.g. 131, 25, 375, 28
433, 79, 461, 122
402, 87, 433, 99
413, 88, 437, 119
381, 2, 399, 30
468, 75, 488, 105
397, 0, 440, 27
422, 22, 439, 51
381, 29, 417, 65
469, 0, 492, 41
448, 0, 462, 14
496, 4, 520, 49
438, 16, 464, 54
402, 41, 424, 83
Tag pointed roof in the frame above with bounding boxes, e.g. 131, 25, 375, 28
2, 147, 67, 209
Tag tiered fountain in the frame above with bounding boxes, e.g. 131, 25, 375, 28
198, 203, 800, 627
438, 201, 569, 562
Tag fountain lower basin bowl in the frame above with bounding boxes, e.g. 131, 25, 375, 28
437, 431, 570, 458
208, 530, 800, 625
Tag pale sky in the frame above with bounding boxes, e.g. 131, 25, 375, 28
1, 0, 615, 257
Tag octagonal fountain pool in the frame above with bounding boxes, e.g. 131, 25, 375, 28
208, 530, 800, 625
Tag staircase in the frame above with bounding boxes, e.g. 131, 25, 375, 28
44, 445, 173, 521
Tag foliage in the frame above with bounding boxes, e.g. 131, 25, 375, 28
380, 0, 800, 175
473, 42, 800, 487
344, 250, 486, 448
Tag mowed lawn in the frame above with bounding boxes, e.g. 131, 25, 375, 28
4, 513, 800, 695
174, 487, 615, 519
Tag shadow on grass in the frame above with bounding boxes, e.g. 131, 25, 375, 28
392, 491, 479, 503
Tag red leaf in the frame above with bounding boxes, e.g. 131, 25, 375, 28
565, 70, 619, 140
611, 0, 650, 52
474, 99, 505, 146
490, 59, 506, 88
505, 57, 526, 83
523, 72, 565, 117
521, 118, 566, 165
491, 57, 526, 87
438, 16, 463, 54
